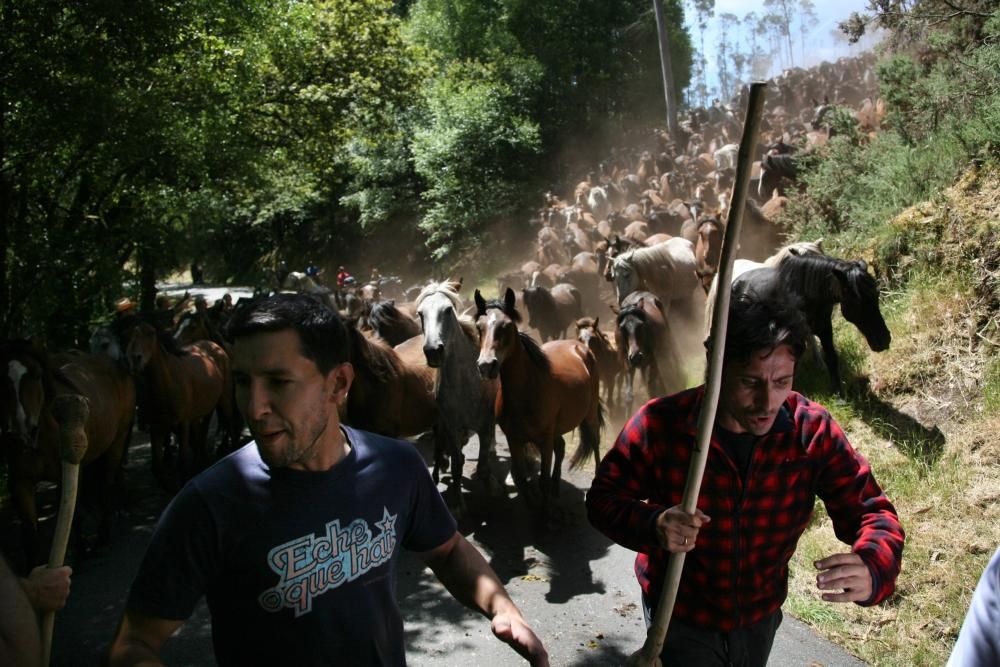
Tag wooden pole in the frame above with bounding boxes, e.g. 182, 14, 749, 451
653, 0, 680, 143
39, 394, 89, 667
626, 81, 768, 667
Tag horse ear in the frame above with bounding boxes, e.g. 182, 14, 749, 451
814, 237, 824, 250
609, 304, 619, 315
857, 259, 868, 273
503, 287, 517, 313
593, 316, 600, 330
474, 289, 487, 317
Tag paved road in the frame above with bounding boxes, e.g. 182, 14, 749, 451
6, 431, 867, 666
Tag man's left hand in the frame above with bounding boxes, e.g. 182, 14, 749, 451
491, 611, 550, 666
814, 552, 872, 603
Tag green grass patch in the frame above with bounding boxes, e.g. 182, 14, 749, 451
984, 354, 1000, 415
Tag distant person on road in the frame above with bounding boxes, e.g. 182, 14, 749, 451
108, 293, 549, 667
586, 278, 905, 667
335, 265, 352, 289
948, 546, 1000, 667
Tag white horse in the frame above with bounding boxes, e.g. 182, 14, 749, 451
415, 280, 501, 516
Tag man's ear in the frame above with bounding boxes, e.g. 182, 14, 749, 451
329, 362, 355, 404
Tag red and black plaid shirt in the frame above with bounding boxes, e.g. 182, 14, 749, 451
586, 386, 904, 632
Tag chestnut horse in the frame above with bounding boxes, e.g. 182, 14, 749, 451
342, 326, 437, 440
576, 317, 622, 410
125, 321, 233, 489
474, 288, 602, 517
1, 341, 135, 565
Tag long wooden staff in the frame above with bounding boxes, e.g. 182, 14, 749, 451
627, 81, 768, 667
39, 394, 90, 667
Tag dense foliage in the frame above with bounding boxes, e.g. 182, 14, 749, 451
1, 0, 694, 346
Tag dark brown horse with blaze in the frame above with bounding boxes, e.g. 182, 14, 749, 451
1, 340, 135, 565
474, 288, 602, 518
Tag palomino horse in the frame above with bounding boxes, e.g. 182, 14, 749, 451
342, 326, 437, 439
609, 237, 701, 309
614, 291, 685, 416
474, 288, 602, 517
125, 321, 234, 489
1, 341, 135, 565
575, 317, 622, 410
415, 281, 500, 515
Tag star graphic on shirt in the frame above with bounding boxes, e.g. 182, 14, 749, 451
376, 507, 397, 537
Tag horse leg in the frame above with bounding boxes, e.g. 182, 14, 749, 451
537, 438, 554, 518
149, 427, 170, 491
815, 322, 843, 395
507, 440, 539, 508
624, 367, 636, 417
475, 415, 500, 495
446, 429, 467, 520
551, 435, 565, 499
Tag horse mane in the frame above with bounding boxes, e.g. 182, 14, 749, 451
616, 304, 647, 327
517, 331, 550, 372
369, 300, 414, 335
414, 280, 462, 312
481, 299, 522, 325
776, 253, 864, 301
764, 240, 825, 267
347, 326, 401, 384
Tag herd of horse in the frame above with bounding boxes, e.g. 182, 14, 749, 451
1, 53, 896, 569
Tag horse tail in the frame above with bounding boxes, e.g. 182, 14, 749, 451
571, 390, 604, 471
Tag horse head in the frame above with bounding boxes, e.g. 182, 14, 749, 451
474, 288, 519, 380
126, 322, 160, 374
834, 261, 891, 352
1, 341, 49, 448
417, 286, 461, 369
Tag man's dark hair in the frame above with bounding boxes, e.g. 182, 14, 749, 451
705, 270, 811, 366
224, 293, 349, 374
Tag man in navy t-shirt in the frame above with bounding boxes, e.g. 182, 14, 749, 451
108, 293, 549, 667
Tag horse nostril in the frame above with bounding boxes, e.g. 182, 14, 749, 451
629, 352, 643, 367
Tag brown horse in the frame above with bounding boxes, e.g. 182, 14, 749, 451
614, 290, 685, 416
368, 300, 422, 347
575, 317, 622, 410
125, 321, 232, 489
1, 341, 135, 565
694, 215, 725, 292
474, 288, 602, 517
342, 327, 437, 439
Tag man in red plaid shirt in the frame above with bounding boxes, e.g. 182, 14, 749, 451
587, 278, 904, 666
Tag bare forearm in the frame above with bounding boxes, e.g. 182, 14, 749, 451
0, 556, 40, 667
428, 535, 519, 619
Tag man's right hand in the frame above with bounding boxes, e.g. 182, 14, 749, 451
655, 506, 711, 553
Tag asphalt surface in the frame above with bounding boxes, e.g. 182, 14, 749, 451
4, 429, 868, 666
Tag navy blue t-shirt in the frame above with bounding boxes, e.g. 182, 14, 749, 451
127, 426, 457, 666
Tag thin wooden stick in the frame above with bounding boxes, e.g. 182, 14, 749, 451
40, 394, 89, 667
627, 81, 768, 667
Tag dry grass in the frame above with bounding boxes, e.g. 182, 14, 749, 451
785, 165, 1000, 666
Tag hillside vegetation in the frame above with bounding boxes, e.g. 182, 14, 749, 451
772, 5, 1000, 664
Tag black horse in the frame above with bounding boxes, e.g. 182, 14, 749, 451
738, 254, 891, 394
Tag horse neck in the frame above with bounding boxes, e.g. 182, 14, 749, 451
497, 332, 539, 394
141, 339, 185, 393
781, 254, 845, 303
